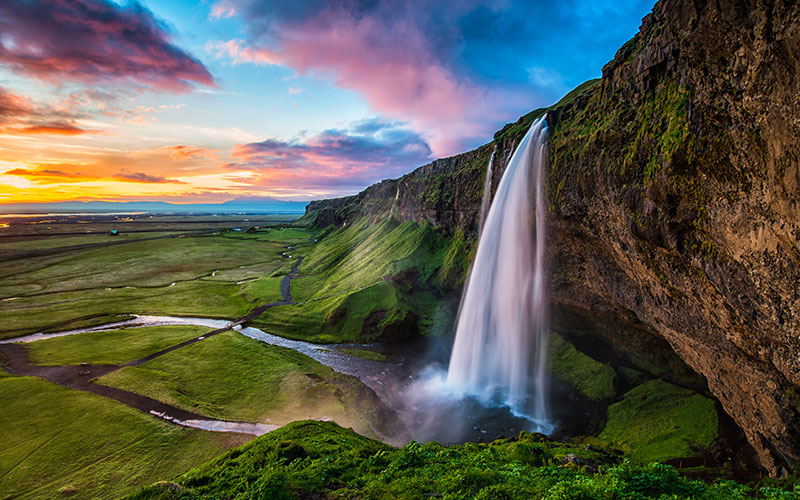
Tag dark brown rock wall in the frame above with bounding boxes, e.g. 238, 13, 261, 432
547, 0, 800, 475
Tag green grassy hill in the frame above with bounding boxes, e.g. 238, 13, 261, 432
127, 420, 797, 500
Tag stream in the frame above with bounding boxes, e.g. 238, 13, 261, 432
2, 315, 541, 443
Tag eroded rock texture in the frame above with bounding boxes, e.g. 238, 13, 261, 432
546, 0, 800, 476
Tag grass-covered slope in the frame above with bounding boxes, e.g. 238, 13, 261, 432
253, 217, 464, 343
128, 420, 798, 500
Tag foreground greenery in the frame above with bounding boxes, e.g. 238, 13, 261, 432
97, 331, 390, 438
128, 420, 798, 500
0, 371, 247, 500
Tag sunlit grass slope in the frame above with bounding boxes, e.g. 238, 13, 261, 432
127, 420, 797, 500
0, 372, 247, 500
254, 217, 465, 342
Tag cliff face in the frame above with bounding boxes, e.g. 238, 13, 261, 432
546, 0, 800, 476
303, 0, 800, 475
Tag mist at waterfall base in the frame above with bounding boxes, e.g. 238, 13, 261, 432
394, 117, 554, 443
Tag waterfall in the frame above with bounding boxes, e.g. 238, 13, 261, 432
446, 116, 549, 422
478, 147, 496, 233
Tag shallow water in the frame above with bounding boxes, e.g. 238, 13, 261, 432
149, 410, 279, 436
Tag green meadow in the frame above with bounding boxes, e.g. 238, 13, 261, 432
0, 228, 311, 339
0, 371, 248, 500
96, 330, 392, 438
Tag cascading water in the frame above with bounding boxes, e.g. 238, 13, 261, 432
446, 116, 550, 423
478, 147, 496, 233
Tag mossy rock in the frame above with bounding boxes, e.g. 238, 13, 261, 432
598, 379, 718, 463
548, 331, 618, 401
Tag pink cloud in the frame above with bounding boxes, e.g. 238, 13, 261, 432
226, 118, 432, 193
207, 3, 533, 156
206, 39, 283, 66
284, 16, 480, 126
0, 0, 215, 92
0, 86, 104, 136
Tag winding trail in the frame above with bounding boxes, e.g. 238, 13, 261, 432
0, 256, 305, 436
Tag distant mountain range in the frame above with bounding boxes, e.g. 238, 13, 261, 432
0, 197, 309, 214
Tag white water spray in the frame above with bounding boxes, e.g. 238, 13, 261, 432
446, 116, 550, 423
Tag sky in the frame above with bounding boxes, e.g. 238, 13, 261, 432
0, 0, 656, 204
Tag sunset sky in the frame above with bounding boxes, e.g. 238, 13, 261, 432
0, 0, 655, 204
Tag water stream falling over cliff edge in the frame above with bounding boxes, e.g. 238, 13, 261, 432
446, 116, 550, 425
478, 147, 496, 233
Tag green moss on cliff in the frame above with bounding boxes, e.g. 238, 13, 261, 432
548, 332, 618, 401
598, 379, 718, 463
547, 74, 724, 256
438, 228, 474, 288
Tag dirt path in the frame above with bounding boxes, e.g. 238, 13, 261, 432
0, 256, 305, 434
241, 256, 303, 322
0, 342, 207, 422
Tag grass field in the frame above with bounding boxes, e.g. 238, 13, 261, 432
0, 373, 248, 500
97, 331, 390, 438
24, 325, 212, 366
0, 228, 310, 339
0, 232, 177, 255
